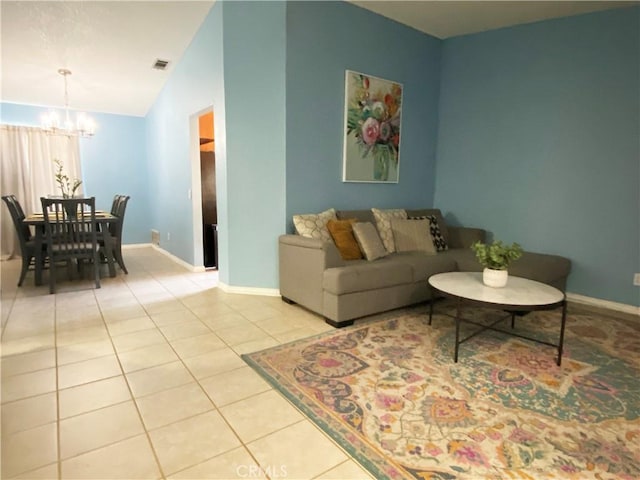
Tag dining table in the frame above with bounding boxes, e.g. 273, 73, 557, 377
23, 209, 119, 286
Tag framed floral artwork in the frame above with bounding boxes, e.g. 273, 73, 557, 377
342, 70, 403, 183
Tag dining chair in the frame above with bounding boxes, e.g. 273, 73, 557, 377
41, 196, 100, 294
1, 195, 47, 286
100, 194, 130, 274
109, 194, 124, 215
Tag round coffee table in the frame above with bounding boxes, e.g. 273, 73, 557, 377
428, 272, 567, 365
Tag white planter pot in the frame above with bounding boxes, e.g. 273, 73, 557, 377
483, 268, 508, 288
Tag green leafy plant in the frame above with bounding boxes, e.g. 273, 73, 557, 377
54, 159, 82, 198
471, 240, 523, 270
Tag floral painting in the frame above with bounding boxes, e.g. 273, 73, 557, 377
343, 70, 403, 183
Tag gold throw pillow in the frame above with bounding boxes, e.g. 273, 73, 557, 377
327, 219, 363, 260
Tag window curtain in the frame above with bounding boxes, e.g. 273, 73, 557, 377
0, 125, 82, 259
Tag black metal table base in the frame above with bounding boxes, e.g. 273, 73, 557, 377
429, 293, 567, 366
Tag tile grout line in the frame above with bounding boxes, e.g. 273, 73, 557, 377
173, 324, 281, 480
138, 272, 275, 479
138, 269, 259, 477
54, 290, 62, 480
95, 273, 170, 480
2, 250, 345, 479
0, 284, 18, 340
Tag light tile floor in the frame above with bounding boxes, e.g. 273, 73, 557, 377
1, 247, 374, 480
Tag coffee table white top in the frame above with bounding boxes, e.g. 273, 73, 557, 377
429, 272, 564, 307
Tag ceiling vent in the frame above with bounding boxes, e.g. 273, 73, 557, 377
152, 59, 170, 70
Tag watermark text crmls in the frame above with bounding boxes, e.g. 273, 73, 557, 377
236, 464, 288, 478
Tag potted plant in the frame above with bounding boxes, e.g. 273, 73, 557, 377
471, 240, 523, 287
54, 159, 82, 199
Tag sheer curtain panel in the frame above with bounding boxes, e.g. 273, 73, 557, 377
0, 125, 82, 259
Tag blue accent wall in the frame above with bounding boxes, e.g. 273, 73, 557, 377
1, 102, 149, 244
285, 2, 441, 223
435, 7, 640, 306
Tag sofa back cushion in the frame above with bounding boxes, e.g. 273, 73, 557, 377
336, 210, 375, 224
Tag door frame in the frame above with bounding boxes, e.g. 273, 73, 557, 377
189, 105, 214, 268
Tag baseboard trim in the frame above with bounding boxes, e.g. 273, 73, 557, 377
149, 244, 206, 272
566, 292, 639, 317
122, 243, 153, 250
218, 281, 280, 297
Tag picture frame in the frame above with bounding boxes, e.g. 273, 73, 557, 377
342, 70, 403, 183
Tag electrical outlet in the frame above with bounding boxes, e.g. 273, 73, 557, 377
634, 273, 640, 286
167, 232, 171, 241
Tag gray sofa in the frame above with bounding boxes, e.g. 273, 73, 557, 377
279, 208, 571, 327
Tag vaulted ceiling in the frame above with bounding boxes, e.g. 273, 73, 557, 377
1, 1, 634, 117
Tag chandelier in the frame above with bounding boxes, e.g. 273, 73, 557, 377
41, 68, 95, 138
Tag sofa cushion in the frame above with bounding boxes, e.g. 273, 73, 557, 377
327, 219, 362, 260
438, 248, 483, 272
439, 248, 572, 290
391, 218, 436, 254
372, 208, 407, 253
293, 208, 336, 242
323, 258, 413, 295
336, 209, 375, 224
508, 252, 572, 288
447, 226, 486, 249
389, 252, 459, 282
352, 222, 387, 261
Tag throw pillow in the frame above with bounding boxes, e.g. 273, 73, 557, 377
391, 218, 436, 254
327, 219, 363, 260
352, 222, 387, 261
409, 215, 449, 251
371, 208, 407, 253
293, 208, 336, 242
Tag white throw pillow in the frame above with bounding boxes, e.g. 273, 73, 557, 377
371, 208, 407, 253
293, 208, 336, 242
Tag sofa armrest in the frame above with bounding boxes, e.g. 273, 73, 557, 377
447, 226, 487, 249
279, 235, 344, 268
278, 235, 343, 315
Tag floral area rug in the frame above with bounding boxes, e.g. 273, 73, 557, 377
242, 302, 640, 479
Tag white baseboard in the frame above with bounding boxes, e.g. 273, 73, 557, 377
566, 292, 639, 317
122, 243, 153, 250
218, 281, 280, 297
149, 244, 206, 272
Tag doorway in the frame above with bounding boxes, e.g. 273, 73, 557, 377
198, 111, 217, 269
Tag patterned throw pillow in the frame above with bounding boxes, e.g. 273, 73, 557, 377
391, 218, 436, 254
327, 219, 363, 260
409, 215, 449, 251
352, 222, 387, 261
371, 208, 407, 253
293, 208, 336, 242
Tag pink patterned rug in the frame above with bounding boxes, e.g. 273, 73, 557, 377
243, 303, 640, 479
